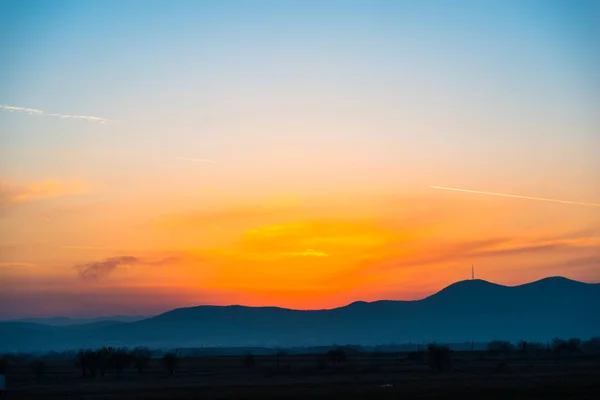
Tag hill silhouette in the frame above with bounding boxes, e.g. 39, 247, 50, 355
1, 276, 598, 352
8, 315, 148, 326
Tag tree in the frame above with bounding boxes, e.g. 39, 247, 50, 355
427, 344, 452, 372
162, 352, 178, 376
487, 341, 515, 356
110, 349, 132, 375
552, 338, 569, 355
582, 337, 600, 355
131, 347, 152, 374
98, 347, 115, 377
75, 349, 99, 378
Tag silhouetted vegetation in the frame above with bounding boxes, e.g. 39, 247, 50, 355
582, 337, 600, 355
75, 349, 99, 377
132, 347, 152, 373
110, 348, 132, 375
552, 338, 582, 355
487, 340, 516, 355
162, 352, 179, 376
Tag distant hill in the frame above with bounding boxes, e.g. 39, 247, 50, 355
7, 315, 148, 326
1, 277, 598, 352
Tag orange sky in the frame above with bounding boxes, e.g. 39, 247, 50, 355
1, 182, 599, 317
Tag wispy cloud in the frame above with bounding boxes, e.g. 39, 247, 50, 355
74, 255, 180, 281
1, 180, 89, 213
0, 104, 114, 124
285, 249, 329, 257
430, 185, 600, 207
0, 262, 36, 268
76, 256, 140, 281
10, 180, 88, 203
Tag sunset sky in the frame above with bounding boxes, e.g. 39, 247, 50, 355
1, 0, 599, 318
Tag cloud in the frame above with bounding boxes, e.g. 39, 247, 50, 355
471, 237, 600, 259
76, 256, 140, 281
543, 255, 600, 271
0, 180, 89, 212
11, 180, 88, 203
430, 185, 600, 208
372, 237, 513, 271
371, 235, 600, 273
74, 255, 181, 281
285, 249, 329, 257
0, 104, 114, 124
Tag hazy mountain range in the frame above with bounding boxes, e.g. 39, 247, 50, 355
1, 277, 598, 352
7, 315, 148, 326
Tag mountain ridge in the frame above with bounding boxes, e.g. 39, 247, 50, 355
1, 276, 598, 351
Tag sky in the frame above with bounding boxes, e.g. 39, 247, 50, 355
1, 0, 599, 318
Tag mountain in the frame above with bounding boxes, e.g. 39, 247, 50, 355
7, 315, 148, 326
1, 277, 598, 352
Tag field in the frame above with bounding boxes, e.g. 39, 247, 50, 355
3, 351, 600, 399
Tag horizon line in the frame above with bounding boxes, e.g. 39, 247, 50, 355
3, 275, 593, 320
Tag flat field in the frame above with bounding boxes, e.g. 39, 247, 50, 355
4, 352, 600, 399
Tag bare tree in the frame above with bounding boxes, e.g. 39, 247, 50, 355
162, 352, 179, 376
75, 349, 99, 378
131, 347, 152, 374
110, 349, 132, 375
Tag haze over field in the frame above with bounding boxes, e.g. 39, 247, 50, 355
1, 0, 599, 320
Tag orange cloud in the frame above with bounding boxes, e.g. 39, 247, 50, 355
1, 179, 89, 211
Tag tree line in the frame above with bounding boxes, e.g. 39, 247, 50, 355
1, 337, 598, 378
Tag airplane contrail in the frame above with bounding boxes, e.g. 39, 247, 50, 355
0, 104, 113, 124
175, 157, 216, 163
430, 186, 600, 207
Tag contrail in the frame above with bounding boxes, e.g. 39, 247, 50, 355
0, 104, 113, 124
175, 157, 216, 163
430, 186, 600, 207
